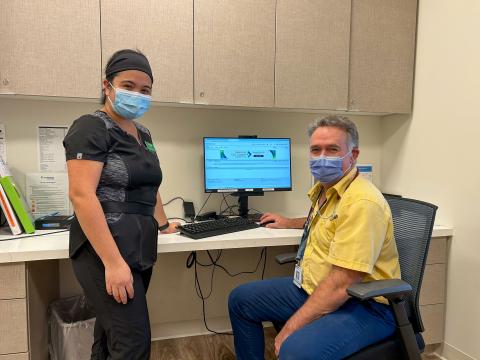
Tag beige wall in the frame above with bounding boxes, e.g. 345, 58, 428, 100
0, 97, 382, 218
381, 0, 480, 358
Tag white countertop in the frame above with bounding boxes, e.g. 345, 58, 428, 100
0, 225, 454, 264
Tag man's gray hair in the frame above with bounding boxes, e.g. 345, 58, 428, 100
307, 115, 359, 150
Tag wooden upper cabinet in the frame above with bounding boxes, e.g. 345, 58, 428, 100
194, 0, 275, 107
349, 0, 418, 113
0, 0, 100, 98
101, 0, 193, 104
275, 0, 351, 110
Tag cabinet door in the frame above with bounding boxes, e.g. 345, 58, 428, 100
349, 0, 418, 113
194, 0, 275, 107
0, 299, 28, 355
0, 0, 100, 98
0, 263, 25, 299
420, 304, 445, 344
276, 0, 350, 110
0, 8, 8, 94
101, 0, 193, 104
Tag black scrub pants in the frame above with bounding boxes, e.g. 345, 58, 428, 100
72, 243, 153, 360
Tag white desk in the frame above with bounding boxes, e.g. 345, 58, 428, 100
0, 225, 452, 263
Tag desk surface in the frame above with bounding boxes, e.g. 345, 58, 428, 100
0, 225, 453, 264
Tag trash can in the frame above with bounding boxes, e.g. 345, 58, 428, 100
48, 295, 96, 360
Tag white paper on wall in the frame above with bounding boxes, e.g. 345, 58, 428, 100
26, 173, 70, 218
37, 125, 68, 172
357, 164, 373, 182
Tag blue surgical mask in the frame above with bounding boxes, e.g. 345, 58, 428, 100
108, 83, 151, 120
309, 151, 352, 184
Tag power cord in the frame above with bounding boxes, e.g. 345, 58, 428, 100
249, 207, 263, 215
186, 250, 227, 335
186, 247, 268, 335
162, 196, 185, 207
220, 194, 237, 216
193, 193, 212, 222
0, 229, 69, 242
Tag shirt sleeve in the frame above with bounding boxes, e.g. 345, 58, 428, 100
63, 115, 108, 162
326, 199, 388, 274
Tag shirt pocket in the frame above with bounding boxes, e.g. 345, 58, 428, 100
312, 216, 336, 254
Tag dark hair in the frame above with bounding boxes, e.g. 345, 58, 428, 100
100, 72, 117, 104
100, 49, 151, 104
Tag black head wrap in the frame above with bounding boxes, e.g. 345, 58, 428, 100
105, 51, 153, 83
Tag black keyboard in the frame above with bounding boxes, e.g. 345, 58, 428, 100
178, 217, 259, 239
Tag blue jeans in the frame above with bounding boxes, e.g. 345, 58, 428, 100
228, 277, 396, 360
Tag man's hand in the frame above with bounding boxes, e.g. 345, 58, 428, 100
274, 266, 365, 356
260, 213, 304, 228
105, 259, 134, 304
274, 323, 295, 356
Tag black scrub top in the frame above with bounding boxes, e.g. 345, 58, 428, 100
63, 111, 162, 270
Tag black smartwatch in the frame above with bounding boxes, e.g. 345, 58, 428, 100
158, 221, 170, 232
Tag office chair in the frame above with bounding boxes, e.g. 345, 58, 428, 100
275, 195, 438, 360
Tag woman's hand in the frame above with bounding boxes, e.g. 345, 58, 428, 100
160, 221, 180, 234
105, 259, 134, 304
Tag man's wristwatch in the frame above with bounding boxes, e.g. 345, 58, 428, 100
158, 221, 170, 232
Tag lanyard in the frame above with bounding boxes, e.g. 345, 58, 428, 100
295, 190, 325, 262
295, 170, 359, 263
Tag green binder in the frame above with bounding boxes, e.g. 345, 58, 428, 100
0, 176, 35, 234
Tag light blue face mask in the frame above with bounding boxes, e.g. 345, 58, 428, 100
108, 83, 151, 120
309, 151, 352, 184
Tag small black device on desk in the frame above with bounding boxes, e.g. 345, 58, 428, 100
35, 215, 74, 230
177, 217, 259, 239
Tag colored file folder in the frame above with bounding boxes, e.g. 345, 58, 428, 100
0, 182, 22, 235
0, 158, 35, 234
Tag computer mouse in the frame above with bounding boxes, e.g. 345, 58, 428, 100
259, 220, 275, 227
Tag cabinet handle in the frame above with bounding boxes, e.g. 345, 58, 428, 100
2, 78, 9, 86
199, 92, 205, 97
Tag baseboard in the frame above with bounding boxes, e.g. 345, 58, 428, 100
150, 317, 274, 341
438, 342, 477, 360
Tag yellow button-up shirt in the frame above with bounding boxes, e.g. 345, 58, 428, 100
301, 168, 400, 304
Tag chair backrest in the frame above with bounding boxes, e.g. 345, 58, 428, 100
383, 195, 438, 334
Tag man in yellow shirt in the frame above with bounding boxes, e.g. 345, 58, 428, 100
228, 115, 400, 360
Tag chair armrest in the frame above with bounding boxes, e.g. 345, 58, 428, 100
275, 252, 297, 265
347, 279, 412, 301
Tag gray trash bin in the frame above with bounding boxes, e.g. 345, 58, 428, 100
48, 295, 95, 360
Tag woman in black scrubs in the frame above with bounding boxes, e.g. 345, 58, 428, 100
64, 49, 178, 359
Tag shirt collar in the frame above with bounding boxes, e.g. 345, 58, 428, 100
307, 167, 358, 203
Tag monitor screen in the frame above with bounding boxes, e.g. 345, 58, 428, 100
203, 137, 292, 193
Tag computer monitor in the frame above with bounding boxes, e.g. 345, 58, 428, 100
203, 137, 292, 217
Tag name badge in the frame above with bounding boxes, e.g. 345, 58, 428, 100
293, 264, 302, 288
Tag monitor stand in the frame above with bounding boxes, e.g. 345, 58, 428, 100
232, 191, 264, 219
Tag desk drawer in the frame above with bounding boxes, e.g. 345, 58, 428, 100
426, 237, 446, 264
0, 299, 28, 354
0, 263, 26, 299
0, 353, 29, 360
419, 264, 445, 305
420, 304, 444, 344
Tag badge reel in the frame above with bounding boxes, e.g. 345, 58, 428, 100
293, 263, 303, 288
